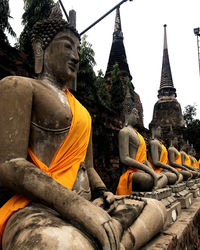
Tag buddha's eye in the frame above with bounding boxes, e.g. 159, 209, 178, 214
64, 43, 72, 50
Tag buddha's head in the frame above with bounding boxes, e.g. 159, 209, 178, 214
125, 108, 139, 127
171, 136, 179, 148
188, 145, 196, 157
32, 3, 80, 90
151, 126, 162, 139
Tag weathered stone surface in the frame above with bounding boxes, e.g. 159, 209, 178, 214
142, 197, 200, 249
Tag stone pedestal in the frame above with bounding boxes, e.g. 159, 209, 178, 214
187, 179, 200, 198
141, 197, 200, 250
169, 183, 193, 209
132, 188, 181, 227
195, 178, 200, 192
163, 201, 181, 229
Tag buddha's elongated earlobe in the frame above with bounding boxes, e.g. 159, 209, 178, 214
32, 38, 44, 74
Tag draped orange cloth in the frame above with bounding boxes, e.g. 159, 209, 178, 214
184, 153, 191, 167
116, 129, 146, 195
174, 151, 182, 171
0, 90, 91, 244
148, 142, 168, 173
191, 157, 198, 169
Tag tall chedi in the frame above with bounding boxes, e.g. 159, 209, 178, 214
105, 7, 143, 126
149, 25, 184, 143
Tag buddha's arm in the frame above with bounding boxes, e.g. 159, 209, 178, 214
85, 132, 107, 193
150, 142, 179, 177
0, 78, 119, 250
168, 149, 188, 171
119, 130, 157, 178
181, 152, 195, 171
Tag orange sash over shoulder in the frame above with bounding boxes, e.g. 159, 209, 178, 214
0, 90, 91, 243
148, 143, 168, 173
174, 151, 182, 171
192, 157, 198, 169
116, 129, 146, 195
184, 153, 191, 167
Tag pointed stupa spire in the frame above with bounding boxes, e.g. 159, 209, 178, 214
105, 7, 132, 80
158, 24, 176, 98
113, 7, 123, 40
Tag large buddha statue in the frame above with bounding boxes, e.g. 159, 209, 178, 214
0, 3, 166, 250
116, 108, 168, 195
148, 127, 182, 185
168, 137, 192, 181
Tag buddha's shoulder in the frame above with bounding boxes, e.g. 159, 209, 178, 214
0, 76, 40, 90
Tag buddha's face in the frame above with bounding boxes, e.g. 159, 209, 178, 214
128, 108, 139, 126
172, 137, 178, 147
43, 29, 80, 89
153, 126, 162, 138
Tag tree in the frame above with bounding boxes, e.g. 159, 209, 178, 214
0, 0, 16, 45
183, 105, 200, 156
96, 70, 111, 109
77, 35, 97, 100
110, 63, 125, 111
183, 104, 197, 126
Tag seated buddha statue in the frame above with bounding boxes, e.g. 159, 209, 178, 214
0, 3, 167, 250
116, 109, 168, 195
148, 127, 182, 185
180, 143, 200, 178
168, 137, 192, 181
188, 146, 199, 169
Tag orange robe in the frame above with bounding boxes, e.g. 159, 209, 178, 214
0, 90, 91, 243
184, 153, 191, 167
192, 157, 198, 169
116, 130, 146, 195
174, 151, 182, 171
148, 142, 168, 173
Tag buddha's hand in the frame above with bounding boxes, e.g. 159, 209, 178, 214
152, 173, 160, 190
85, 204, 120, 250
176, 173, 182, 184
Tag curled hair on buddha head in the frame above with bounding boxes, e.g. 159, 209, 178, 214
31, 2, 80, 51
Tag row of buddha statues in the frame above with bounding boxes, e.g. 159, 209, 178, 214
117, 108, 200, 196
0, 3, 199, 250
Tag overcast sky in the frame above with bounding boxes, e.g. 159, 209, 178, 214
8, 0, 200, 128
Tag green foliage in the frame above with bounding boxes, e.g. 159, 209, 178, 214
110, 63, 125, 111
96, 70, 111, 109
77, 35, 97, 100
126, 77, 134, 102
183, 104, 197, 127
183, 105, 200, 155
0, 0, 16, 45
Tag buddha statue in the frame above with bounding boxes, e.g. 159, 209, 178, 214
0, 3, 167, 250
116, 108, 168, 195
148, 127, 182, 185
180, 143, 199, 178
188, 145, 199, 170
168, 137, 192, 181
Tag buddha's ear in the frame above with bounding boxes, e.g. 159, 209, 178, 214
32, 38, 44, 74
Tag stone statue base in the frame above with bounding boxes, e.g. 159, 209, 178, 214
169, 183, 193, 209
132, 188, 181, 228
186, 180, 200, 198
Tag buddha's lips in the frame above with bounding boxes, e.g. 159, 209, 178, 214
68, 63, 76, 72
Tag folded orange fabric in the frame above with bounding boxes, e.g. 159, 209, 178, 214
0, 90, 91, 244
116, 129, 146, 195
174, 151, 182, 171
148, 142, 168, 173
184, 153, 191, 167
